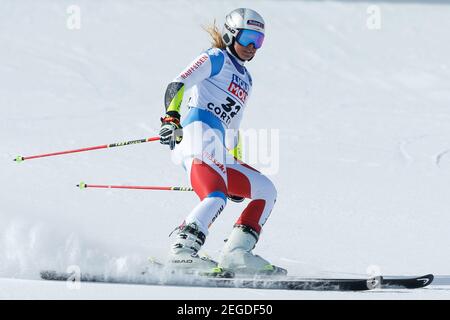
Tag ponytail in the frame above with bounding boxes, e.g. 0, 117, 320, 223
203, 19, 226, 49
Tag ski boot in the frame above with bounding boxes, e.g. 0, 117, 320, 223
166, 223, 222, 276
218, 224, 287, 276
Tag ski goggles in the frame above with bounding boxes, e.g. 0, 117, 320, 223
236, 29, 265, 49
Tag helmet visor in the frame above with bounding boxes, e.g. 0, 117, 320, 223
236, 29, 265, 49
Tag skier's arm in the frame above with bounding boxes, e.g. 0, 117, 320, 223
225, 105, 245, 161
227, 129, 243, 161
160, 49, 225, 149
163, 49, 224, 118
225, 129, 245, 203
164, 82, 186, 118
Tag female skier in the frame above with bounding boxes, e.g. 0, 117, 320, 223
159, 8, 285, 276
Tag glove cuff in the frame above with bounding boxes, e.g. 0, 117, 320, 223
161, 115, 181, 126
165, 111, 181, 120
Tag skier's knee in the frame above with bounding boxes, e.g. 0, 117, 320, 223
267, 178, 277, 202
254, 175, 277, 203
206, 191, 228, 205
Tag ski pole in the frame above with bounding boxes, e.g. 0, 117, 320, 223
14, 136, 160, 162
77, 182, 193, 192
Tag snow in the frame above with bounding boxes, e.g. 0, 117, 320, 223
1, 0, 450, 299
1, 277, 449, 300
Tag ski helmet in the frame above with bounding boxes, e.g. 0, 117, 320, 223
222, 8, 265, 49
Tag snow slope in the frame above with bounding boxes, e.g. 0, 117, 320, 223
1, 0, 450, 299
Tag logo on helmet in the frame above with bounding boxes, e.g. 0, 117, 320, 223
247, 20, 264, 29
225, 23, 237, 34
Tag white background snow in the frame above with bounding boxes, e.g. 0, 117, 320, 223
1, 0, 450, 299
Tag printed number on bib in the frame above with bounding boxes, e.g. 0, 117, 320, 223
207, 97, 241, 125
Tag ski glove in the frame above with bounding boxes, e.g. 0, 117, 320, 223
159, 114, 183, 150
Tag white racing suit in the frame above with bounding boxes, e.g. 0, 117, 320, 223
164, 47, 280, 274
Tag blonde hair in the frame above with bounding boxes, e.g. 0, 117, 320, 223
203, 19, 226, 49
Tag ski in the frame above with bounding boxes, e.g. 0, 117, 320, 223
40, 270, 375, 291
143, 259, 434, 290
40, 270, 434, 291
380, 274, 434, 289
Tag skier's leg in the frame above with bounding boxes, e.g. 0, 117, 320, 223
167, 116, 228, 272
182, 156, 228, 235
227, 162, 277, 232
218, 160, 286, 275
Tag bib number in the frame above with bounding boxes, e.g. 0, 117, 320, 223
207, 97, 241, 125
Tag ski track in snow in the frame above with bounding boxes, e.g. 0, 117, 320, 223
434, 149, 450, 168
398, 135, 450, 168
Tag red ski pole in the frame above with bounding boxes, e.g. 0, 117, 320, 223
14, 136, 160, 162
76, 182, 193, 192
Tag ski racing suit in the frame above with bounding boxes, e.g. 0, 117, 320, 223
164, 47, 277, 238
